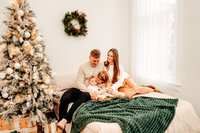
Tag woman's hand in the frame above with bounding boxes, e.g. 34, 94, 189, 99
107, 88, 113, 94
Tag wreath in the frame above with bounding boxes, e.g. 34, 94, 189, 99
62, 10, 88, 37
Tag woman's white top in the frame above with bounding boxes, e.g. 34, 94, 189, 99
103, 64, 129, 91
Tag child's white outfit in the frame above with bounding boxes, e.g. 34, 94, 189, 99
88, 85, 113, 99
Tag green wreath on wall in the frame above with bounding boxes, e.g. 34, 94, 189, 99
62, 10, 88, 37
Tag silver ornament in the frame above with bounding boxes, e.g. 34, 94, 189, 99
2, 92, 9, 98
14, 63, 21, 69
18, 10, 24, 16
25, 31, 31, 38
0, 72, 6, 79
6, 68, 13, 74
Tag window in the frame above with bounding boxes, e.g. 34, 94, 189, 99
131, 0, 178, 90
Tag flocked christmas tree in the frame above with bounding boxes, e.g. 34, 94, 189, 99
0, 0, 56, 125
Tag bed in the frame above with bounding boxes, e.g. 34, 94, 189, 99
53, 74, 200, 133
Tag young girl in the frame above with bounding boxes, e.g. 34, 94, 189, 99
89, 71, 125, 100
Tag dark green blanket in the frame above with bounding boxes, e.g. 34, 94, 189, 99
71, 97, 178, 133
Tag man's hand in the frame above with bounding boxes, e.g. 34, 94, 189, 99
90, 92, 98, 100
107, 88, 113, 94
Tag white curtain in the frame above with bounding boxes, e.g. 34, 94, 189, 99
131, 0, 180, 96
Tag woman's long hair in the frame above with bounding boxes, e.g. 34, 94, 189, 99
104, 48, 120, 84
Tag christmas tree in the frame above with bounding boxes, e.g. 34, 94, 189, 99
0, 0, 55, 125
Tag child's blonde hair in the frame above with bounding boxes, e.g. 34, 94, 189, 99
97, 71, 110, 87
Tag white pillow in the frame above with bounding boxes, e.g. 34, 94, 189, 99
53, 73, 77, 91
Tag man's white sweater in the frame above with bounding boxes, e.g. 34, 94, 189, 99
76, 61, 104, 93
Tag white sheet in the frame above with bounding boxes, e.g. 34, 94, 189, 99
71, 92, 200, 133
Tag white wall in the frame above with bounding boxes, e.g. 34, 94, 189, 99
1, 0, 200, 117
177, 0, 200, 117
0, 0, 130, 76
29, 0, 130, 76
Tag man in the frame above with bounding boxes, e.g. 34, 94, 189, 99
56, 49, 103, 133
76, 49, 104, 99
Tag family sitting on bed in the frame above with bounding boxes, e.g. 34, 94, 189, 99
56, 48, 162, 133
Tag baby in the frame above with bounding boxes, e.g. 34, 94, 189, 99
88, 71, 125, 100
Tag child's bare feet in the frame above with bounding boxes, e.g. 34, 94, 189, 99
103, 97, 112, 100
141, 85, 163, 93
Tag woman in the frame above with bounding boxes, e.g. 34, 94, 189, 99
104, 48, 161, 98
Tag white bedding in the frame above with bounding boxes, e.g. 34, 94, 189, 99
53, 75, 200, 133
66, 92, 200, 133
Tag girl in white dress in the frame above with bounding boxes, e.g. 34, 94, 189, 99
88, 71, 125, 100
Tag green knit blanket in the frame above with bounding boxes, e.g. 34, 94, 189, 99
71, 97, 178, 133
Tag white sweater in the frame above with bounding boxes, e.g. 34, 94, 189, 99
104, 64, 129, 92
76, 61, 104, 93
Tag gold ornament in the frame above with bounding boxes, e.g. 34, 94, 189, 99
14, 94, 25, 103
7, 34, 12, 38
8, 45, 21, 58
18, 88, 22, 92
22, 41, 34, 55
36, 102, 40, 107
19, 82, 24, 87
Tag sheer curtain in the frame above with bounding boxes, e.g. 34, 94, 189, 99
131, 0, 180, 96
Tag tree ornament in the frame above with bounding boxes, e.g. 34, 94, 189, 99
23, 40, 30, 45
31, 30, 37, 40
8, 45, 21, 58
34, 52, 44, 60
17, 26, 24, 35
12, 36, 18, 42
2, 92, 9, 99
14, 94, 25, 104
32, 72, 39, 80
62, 10, 88, 37
0, 72, 6, 79
26, 102, 30, 107
14, 74, 20, 80
25, 31, 31, 38
14, 62, 21, 69
40, 84, 46, 89
6, 68, 13, 74
19, 82, 24, 87
18, 10, 24, 16
19, 37, 23, 43
44, 78, 50, 84
34, 92, 37, 98
23, 41, 34, 55
31, 17, 37, 23
27, 95, 32, 101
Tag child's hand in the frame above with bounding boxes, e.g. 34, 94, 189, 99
90, 92, 98, 100
107, 88, 113, 94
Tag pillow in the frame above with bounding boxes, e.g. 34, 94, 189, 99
53, 73, 77, 92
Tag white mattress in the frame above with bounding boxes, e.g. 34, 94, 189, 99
66, 92, 200, 133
